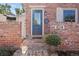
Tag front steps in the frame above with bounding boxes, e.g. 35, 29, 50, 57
13, 39, 49, 56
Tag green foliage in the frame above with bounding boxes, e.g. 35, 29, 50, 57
45, 34, 61, 46
15, 8, 25, 15
0, 46, 17, 56
0, 4, 12, 15
0, 3, 24, 15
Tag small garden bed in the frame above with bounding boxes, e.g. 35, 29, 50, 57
0, 46, 19, 56
43, 33, 61, 56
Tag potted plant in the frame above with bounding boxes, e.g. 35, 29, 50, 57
44, 33, 61, 55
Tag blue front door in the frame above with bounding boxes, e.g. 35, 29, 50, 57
32, 10, 43, 36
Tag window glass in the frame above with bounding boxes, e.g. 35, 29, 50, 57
63, 10, 75, 22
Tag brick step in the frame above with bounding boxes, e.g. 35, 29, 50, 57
14, 39, 49, 56
27, 49, 48, 56
23, 39, 44, 44
29, 39, 44, 43
13, 48, 48, 56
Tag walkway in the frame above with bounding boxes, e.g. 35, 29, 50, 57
13, 39, 49, 56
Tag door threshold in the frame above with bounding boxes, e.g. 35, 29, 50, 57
32, 35, 42, 39
32, 37, 42, 39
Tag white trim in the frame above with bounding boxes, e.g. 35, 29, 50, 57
63, 8, 78, 23
56, 7, 63, 22
57, 8, 78, 23
31, 8, 44, 37
20, 13, 26, 39
75, 9, 78, 23
29, 5, 46, 8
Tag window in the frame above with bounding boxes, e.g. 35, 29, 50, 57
63, 10, 75, 22
6, 15, 16, 21
7, 17, 16, 21
57, 8, 78, 23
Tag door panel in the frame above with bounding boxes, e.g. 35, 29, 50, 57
32, 10, 42, 35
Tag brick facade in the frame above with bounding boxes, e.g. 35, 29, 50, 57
0, 22, 22, 47
24, 3, 79, 51
24, 3, 79, 35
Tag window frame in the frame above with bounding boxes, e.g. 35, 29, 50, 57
63, 8, 78, 23
56, 8, 78, 23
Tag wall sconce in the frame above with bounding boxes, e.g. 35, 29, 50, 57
44, 10, 47, 13
44, 11, 47, 16
44, 18, 49, 24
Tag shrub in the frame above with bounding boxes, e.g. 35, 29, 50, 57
0, 46, 18, 56
45, 34, 61, 46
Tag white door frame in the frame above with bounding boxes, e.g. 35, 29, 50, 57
31, 8, 44, 37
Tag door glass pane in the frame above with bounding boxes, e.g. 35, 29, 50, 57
32, 10, 42, 35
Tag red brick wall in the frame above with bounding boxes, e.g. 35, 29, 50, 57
0, 22, 22, 47
24, 3, 79, 51
25, 3, 79, 34
50, 22, 79, 51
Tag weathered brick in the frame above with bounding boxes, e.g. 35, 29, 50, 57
0, 22, 22, 47
25, 3, 79, 51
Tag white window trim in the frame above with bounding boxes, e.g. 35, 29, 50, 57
31, 8, 44, 37
57, 8, 78, 23
63, 8, 78, 23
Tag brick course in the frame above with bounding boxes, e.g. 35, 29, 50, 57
0, 22, 22, 47
24, 3, 79, 34
24, 3, 79, 51
50, 22, 79, 51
